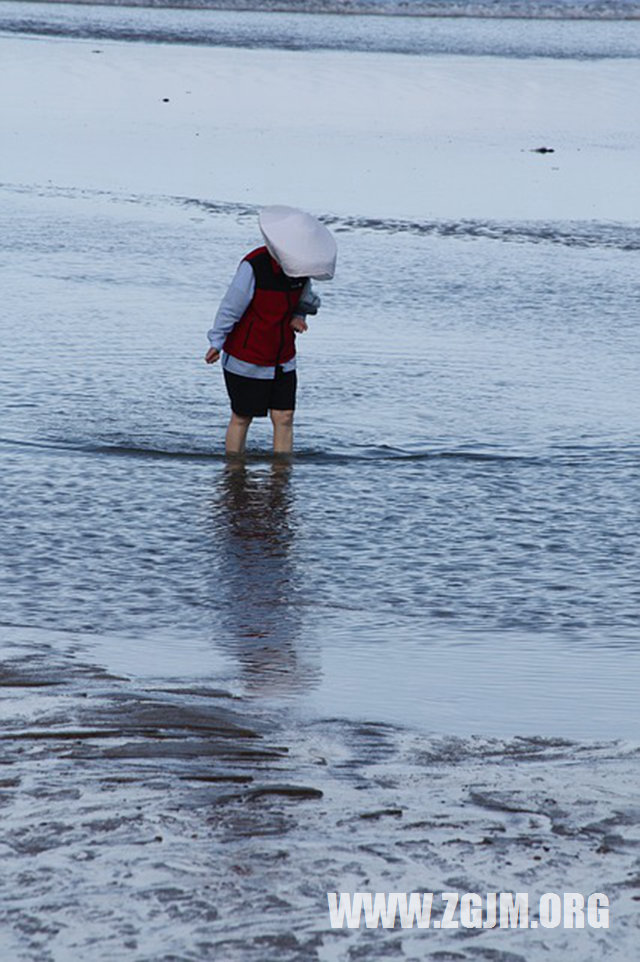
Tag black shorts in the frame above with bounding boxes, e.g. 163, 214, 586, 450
223, 367, 297, 418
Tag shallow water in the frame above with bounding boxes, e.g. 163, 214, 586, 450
2, 184, 639, 685
1, 11, 640, 953
2, 180, 639, 735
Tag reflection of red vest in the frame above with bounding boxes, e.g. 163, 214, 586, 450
223, 247, 307, 366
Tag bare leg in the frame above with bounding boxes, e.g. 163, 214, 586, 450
270, 409, 294, 454
226, 412, 252, 455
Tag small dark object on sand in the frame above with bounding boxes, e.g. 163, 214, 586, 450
359, 807, 404, 820
245, 784, 323, 801
532, 146, 555, 154
162, 98, 170, 103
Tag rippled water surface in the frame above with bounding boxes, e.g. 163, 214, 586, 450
3, 182, 638, 664
1, 163, 639, 955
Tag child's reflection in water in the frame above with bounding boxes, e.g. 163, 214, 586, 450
211, 459, 319, 695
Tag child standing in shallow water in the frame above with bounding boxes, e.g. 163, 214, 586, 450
205, 206, 336, 455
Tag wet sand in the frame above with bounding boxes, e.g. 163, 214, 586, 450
1, 624, 638, 960
2, 29, 640, 221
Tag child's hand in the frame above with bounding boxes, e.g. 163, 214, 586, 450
290, 316, 308, 333
205, 347, 220, 364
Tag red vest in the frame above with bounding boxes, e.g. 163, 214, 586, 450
223, 247, 307, 366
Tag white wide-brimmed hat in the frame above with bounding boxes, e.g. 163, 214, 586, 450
259, 205, 337, 280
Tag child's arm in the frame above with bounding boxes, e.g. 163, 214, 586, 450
205, 261, 255, 363
290, 280, 321, 334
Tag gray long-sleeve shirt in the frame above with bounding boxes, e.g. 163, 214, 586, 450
207, 261, 314, 380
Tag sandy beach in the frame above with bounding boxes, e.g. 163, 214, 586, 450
2, 28, 640, 221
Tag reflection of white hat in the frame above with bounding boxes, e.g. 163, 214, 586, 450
259, 205, 337, 280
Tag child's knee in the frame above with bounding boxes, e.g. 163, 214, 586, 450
231, 412, 252, 426
270, 409, 294, 427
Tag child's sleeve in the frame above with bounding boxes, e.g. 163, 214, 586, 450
207, 261, 255, 350
295, 279, 321, 317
